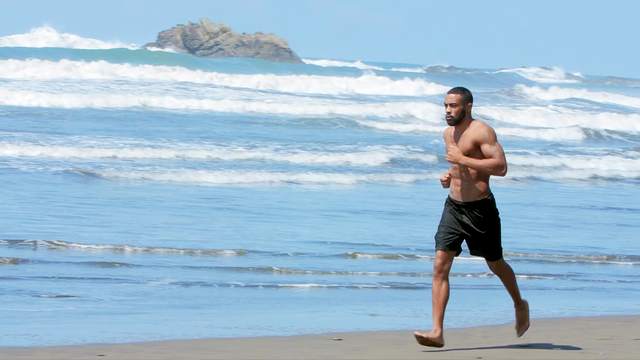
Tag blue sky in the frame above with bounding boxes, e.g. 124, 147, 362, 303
2, 0, 639, 78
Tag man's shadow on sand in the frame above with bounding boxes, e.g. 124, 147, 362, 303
423, 343, 582, 352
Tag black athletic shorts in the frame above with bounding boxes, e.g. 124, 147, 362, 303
434, 193, 503, 261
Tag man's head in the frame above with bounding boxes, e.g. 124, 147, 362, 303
444, 87, 473, 126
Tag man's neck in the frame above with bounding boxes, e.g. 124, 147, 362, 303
453, 117, 473, 133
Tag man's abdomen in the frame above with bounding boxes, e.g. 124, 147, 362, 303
448, 176, 491, 202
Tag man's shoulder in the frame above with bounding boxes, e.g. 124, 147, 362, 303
469, 119, 498, 143
470, 119, 496, 135
443, 126, 453, 138
470, 119, 493, 130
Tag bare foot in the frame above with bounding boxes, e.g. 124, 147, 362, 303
413, 330, 444, 348
515, 299, 530, 337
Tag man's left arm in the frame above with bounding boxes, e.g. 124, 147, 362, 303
446, 127, 507, 176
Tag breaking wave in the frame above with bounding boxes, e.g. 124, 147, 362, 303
516, 84, 640, 108
499, 150, 640, 181
0, 141, 437, 167
0, 239, 247, 257
477, 105, 640, 133
0, 87, 445, 119
0, 58, 448, 96
71, 168, 437, 186
4, 87, 636, 140
0, 26, 136, 50
495, 66, 583, 83
63, 164, 640, 185
359, 119, 588, 141
301, 59, 428, 74
4, 239, 637, 266
302, 58, 384, 70
345, 250, 640, 265
388, 67, 426, 74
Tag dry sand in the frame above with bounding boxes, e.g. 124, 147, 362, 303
3, 315, 639, 359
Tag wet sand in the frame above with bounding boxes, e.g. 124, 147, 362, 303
3, 315, 639, 359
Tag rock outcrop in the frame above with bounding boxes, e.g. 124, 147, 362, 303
145, 19, 302, 63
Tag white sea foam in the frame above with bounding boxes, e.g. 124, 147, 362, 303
477, 105, 640, 133
500, 151, 640, 181
389, 67, 426, 74
347, 252, 433, 260
85, 159, 639, 184
0, 239, 245, 256
516, 84, 640, 108
86, 169, 437, 185
0, 142, 437, 166
0, 26, 136, 49
355, 120, 445, 134
509, 152, 640, 172
495, 126, 587, 141
358, 120, 587, 141
495, 66, 583, 83
302, 58, 384, 70
222, 283, 420, 290
145, 46, 178, 53
0, 59, 448, 96
0, 88, 445, 119
3, 87, 633, 141
505, 167, 640, 181
505, 251, 640, 265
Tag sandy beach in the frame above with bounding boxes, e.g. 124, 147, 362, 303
3, 315, 638, 360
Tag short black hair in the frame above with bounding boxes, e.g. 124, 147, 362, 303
447, 87, 473, 104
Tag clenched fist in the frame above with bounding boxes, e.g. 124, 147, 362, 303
446, 143, 464, 164
440, 171, 452, 188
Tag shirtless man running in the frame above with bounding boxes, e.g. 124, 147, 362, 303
414, 87, 529, 348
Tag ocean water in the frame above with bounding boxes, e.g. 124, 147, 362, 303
1, 27, 639, 347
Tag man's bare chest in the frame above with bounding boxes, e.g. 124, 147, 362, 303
453, 136, 483, 158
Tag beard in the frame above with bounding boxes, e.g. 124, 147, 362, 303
446, 108, 466, 126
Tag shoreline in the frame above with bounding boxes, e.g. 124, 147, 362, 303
3, 315, 639, 359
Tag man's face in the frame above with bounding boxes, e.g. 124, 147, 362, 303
444, 94, 468, 126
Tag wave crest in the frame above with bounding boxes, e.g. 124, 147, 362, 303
478, 105, 640, 133
516, 84, 640, 108
0, 26, 136, 49
72, 169, 436, 186
302, 58, 384, 70
0, 141, 437, 167
0, 239, 247, 256
0, 59, 448, 96
495, 66, 583, 83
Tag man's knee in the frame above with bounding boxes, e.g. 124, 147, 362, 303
486, 258, 507, 274
433, 251, 454, 279
433, 263, 448, 279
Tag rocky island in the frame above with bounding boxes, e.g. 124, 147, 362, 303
144, 18, 302, 63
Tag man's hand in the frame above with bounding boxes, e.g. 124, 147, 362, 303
446, 142, 465, 164
440, 171, 452, 188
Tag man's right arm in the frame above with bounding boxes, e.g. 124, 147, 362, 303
446, 125, 507, 176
